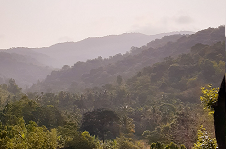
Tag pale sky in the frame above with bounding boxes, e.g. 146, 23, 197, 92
0, 0, 225, 49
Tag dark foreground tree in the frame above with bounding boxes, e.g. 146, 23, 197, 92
213, 76, 225, 149
81, 108, 120, 142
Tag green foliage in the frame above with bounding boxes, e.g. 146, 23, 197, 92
0, 118, 58, 149
193, 125, 217, 149
81, 109, 120, 141
116, 136, 142, 149
180, 145, 186, 149
119, 115, 135, 137
150, 142, 186, 149
98, 139, 117, 149
200, 85, 219, 112
144, 126, 165, 144
0, 96, 65, 128
67, 131, 99, 149
57, 121, 78, 148
7, 79, 22, 94
0, 79, 23, 108
0, 85, 12, 107
150, 142, 164, 149
165, 142, 179, 149
1, 27, 224, 148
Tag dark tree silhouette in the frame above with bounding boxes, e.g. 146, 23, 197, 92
213, 75, 225, 149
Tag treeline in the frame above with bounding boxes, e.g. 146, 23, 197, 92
0, 85, 199, 149
0, 81, 218, 148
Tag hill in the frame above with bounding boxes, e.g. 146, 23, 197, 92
28, 26, 225, 93
2, 31, 193, 68
0, 52, 52, 89
25, 38, 225, 148
4, 47, 57, 68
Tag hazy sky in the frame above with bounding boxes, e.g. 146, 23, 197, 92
0, 0, 225, 49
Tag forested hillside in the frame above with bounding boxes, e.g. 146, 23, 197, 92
0, 33, 189, 91
1, 0, 225, 148
27, 34, 185, 92
0, 52, 52, 89
0, 35, 224, 148
29, 26, 225, 93
4, 47, 58, 68
0, 26, 224, 149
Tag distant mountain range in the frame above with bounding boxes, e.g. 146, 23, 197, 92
1, 31, 193, 68
28, 26, 225, 93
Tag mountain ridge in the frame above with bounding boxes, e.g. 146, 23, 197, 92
28, 26, 224, 93
2, 31, 194, 68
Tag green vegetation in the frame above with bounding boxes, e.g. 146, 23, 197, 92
0, 118, 58, 149
193, 125, 217, 149
150, 142, 186, 149
200, 85, 219, 112
0, 26, 224, 148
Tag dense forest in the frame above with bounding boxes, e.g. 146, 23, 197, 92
0, 26, 225, 149
29, 26, 224, 93
0, 32, 190, 90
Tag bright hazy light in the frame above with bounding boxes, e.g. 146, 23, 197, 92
0, 0, 225, 49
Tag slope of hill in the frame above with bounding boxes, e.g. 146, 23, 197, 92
3, 47, 59, 68
2, 31, 193, 68
80, 25, 224, 88
0, 52, 52, 89
25, 39, 225, 148
28, 26, 225, 93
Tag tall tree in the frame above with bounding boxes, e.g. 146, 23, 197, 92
7, 78, 21, 94
81, 109, 119, 142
